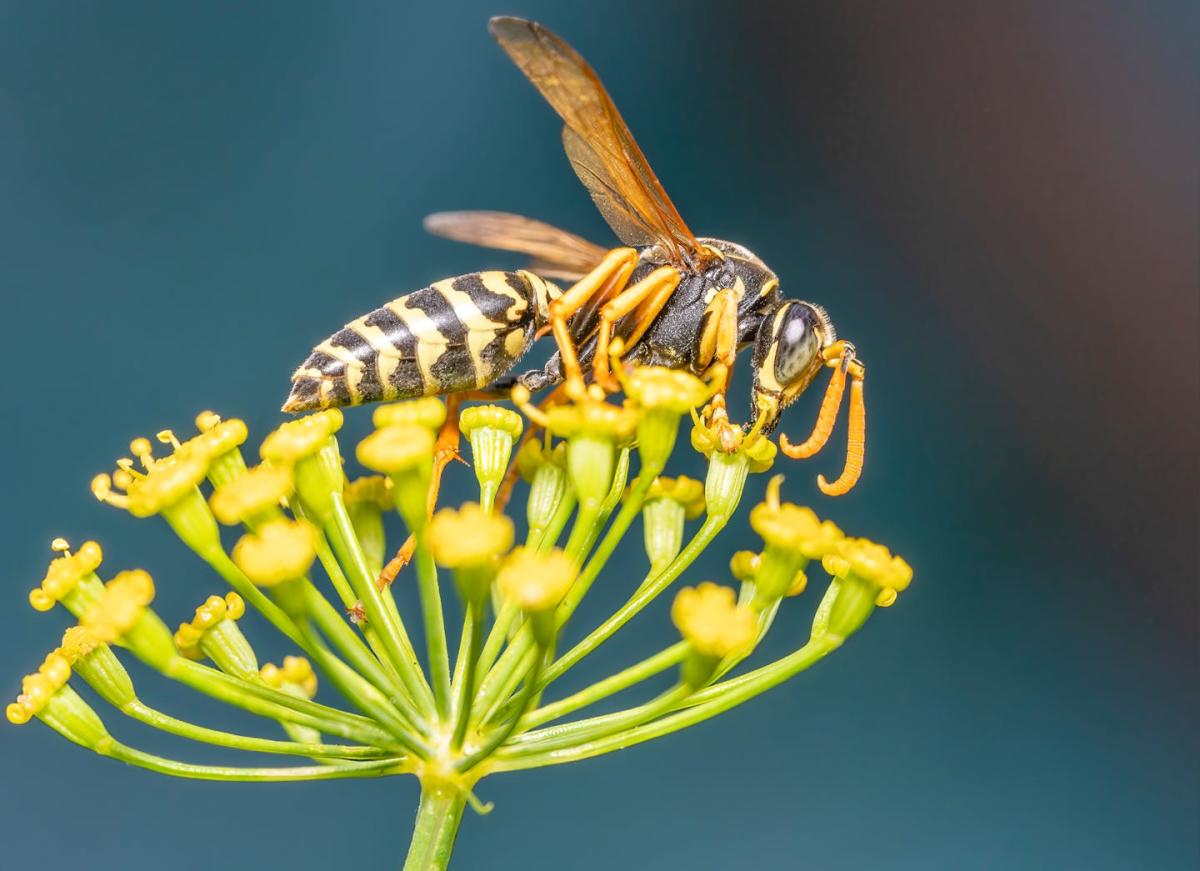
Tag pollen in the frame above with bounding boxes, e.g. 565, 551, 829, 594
671, 582, 757, 658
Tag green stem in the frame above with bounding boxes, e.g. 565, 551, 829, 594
100, 740, 404, 782
414, 539, 453, 719
403, 783, 467, 871
324, 494, 435, 714
123, 701, 388, 759
521, 641, 688, 730
457, 654, 544, 772
451, 601, 484, 750
494, 635, 842, 771
505, 684, 691, 756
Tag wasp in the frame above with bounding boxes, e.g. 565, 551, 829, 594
286, 17, 867, 558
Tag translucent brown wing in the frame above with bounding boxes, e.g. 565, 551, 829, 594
424, 211, 607, 280
489, 16, 702, 270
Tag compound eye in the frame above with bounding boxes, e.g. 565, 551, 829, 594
773, 304, 822, 386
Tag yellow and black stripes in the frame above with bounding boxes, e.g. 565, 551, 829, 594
284, 271, 561, 412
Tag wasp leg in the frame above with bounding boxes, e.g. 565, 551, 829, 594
694, 287, 743, 452
591, 265, 682, 389
377, 395, 468, 588
548, 248, 639, 399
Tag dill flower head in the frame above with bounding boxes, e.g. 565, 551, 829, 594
460, 405, 523, 439
672, 582, 758, 658
543, 396, 639, 443
92, 446, 209, 518
210, 464, 293, 526
750, 501, 844, 559
232, 519, 317, 586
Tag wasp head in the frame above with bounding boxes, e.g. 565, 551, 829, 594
748, 301, 836, 434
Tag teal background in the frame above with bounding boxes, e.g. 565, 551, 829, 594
1, 2, 1195, 868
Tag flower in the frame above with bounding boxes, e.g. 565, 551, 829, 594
92, 447, 209, 518
461, 405, 524, 508
671, 582, 757, 658
232, 519, 317, 586
496, 547, 576, 613
427, 503, 514, 569
372, 397, 446, 431
344, 475, 394, 512
645, 476, 706, 520
7, 652, 72, 725
80, 570, 156, 645
260, 656, 318, 699
356, 424, 436, 476
750, 502, 843, 560
210, 465, 293, 526
460, 404, 523, 439
173, 593, 247, 659
822, 538, 913, 594
29, 540, 104, 613
543, 397, 638, 443
623, 367, 711, 415
260, 409, 344, 466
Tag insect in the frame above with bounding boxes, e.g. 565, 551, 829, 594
285, 16, 867, 573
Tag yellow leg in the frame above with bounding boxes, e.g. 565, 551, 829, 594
548, 248, 639, 398
591, 266, 682, 387
695, 287, 743, 452
378, 395, 467, 588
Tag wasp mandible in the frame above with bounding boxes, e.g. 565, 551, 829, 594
285, 17, 868, 576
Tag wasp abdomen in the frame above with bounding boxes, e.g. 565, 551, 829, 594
285, 270, 560, 413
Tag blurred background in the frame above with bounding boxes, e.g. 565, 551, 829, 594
1, 1, 1195, 868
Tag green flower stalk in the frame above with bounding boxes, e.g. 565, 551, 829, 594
9, 366, 914, 870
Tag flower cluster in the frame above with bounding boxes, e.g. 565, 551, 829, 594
8, 369, 912, 868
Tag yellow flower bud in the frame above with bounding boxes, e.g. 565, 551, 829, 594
372, 397, 446, 431
209, 465, 293, 526
261, 655, 318, 699
344, 475, 394, 512
645, 475, 706, 520
7, 650, 74, 724
427, 503, 514, 569
29, 540, 104, 613
260, 409, 344, 466
750, 502, 844, 560
671, 582, 757, 658
356, 424, 435, 475
821, 538, 913, 593
496, 547, 576, 614
232, 519, 317, 586
79, 570, 156, 645
623, 367, 711, 414
545, 397, 638, 443
460, 404, 523, 439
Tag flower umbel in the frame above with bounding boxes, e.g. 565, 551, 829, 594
10, 383, 913, 869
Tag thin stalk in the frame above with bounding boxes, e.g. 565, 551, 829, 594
505, 684, 691, 756
450, 601, 484, 750
123, 701, 388, 759
414, 540, 452, 719
100, 740, 405, 782
493, 635, 843, 771
166, 657, 395, 747
403, 783, 467, 871
457, 655, 544, 772
521, 641, 688, 730
324, 494, 435, 714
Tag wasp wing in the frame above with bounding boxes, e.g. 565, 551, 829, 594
489, 16, 702, 270
424, 210, 607, 280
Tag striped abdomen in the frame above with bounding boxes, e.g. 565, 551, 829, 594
284, 270, 560, 412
